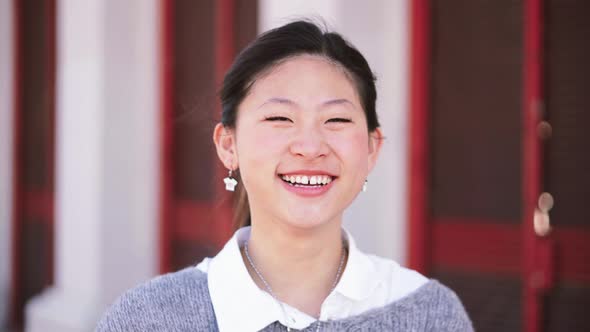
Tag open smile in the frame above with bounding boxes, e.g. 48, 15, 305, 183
279, 174, 334, 187
277, 173, 337, 197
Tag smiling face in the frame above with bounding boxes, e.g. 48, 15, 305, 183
215, 55, 382, 230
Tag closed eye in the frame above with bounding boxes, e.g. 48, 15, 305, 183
265, 116, 292, 122
326, 118, 352, 123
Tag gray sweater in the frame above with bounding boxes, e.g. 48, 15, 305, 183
96, 267, 473, 331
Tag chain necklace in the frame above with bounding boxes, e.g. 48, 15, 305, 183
243, 241, 347, 332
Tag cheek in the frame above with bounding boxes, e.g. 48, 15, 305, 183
238, 126, 289, 159
235, 126, 289, 185
329, 130, 370, 168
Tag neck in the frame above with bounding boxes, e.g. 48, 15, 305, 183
243, 215, 347, 318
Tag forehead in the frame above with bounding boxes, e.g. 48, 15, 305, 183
245, 55, 361, 105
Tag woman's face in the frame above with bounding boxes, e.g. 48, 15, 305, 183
218, 55, 382, 229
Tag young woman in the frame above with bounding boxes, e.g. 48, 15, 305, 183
97, 20, 473, 332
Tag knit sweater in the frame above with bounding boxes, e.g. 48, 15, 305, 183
96, 267, 473, 332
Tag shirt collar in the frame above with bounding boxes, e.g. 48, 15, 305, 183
207, 227, 282, 332
205, 226, 381, 332
334, 229, 380, 301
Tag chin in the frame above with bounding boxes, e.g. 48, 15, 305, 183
280, 209, 341, 230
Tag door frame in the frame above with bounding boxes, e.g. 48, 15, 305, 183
407, 0, 431, 275
522, 0, 544, 331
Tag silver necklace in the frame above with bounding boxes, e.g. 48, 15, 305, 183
243, 241, 347, 332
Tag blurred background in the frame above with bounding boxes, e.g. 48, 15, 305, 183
0, 0, 588, 331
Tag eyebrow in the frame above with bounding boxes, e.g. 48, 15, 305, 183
323, 98, 355, 108
257, 97, 356, 110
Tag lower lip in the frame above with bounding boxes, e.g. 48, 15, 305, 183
279, 177, 334, 197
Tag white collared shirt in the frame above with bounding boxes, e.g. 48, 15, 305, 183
195, 227, 428, 332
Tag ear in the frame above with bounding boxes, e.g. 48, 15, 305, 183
213, 123, 238, 170
367, 127, 383, 173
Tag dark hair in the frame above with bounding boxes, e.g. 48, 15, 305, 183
219, 20, 380, 229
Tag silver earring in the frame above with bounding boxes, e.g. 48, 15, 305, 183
224, 169, 238, 192
362, 179, 368, 192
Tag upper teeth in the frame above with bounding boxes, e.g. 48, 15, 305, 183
281, 174, 333, 185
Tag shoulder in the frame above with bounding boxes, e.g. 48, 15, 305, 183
95, 267, 218, 332
391, 279, 473, 331
367, 255, 472, 329
336, 279, 473, 331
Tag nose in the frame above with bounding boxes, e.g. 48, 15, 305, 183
289, 124, 329, 159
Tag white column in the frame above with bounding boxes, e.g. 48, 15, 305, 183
258, 0, 410, 263
339, 0, 410, 265
0, 0, 14, 329
25, 1, 160, 331
258, 0, 341, 30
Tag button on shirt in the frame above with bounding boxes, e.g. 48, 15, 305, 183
195, 227, 428, 332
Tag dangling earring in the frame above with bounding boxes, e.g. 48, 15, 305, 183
362, 179, 368, 192
224, 169, 238, 192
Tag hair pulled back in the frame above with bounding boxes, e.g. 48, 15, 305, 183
219, 20, 380, 228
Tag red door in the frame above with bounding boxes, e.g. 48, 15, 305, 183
408, 0, 590, 331
159, 0, 258, 273
10, 0, 56, 329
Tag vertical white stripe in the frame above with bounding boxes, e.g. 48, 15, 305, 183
258, 0, 341, 31
340, 0, 409, 265
56, 0, 105, 295
100, 0, 160, 301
